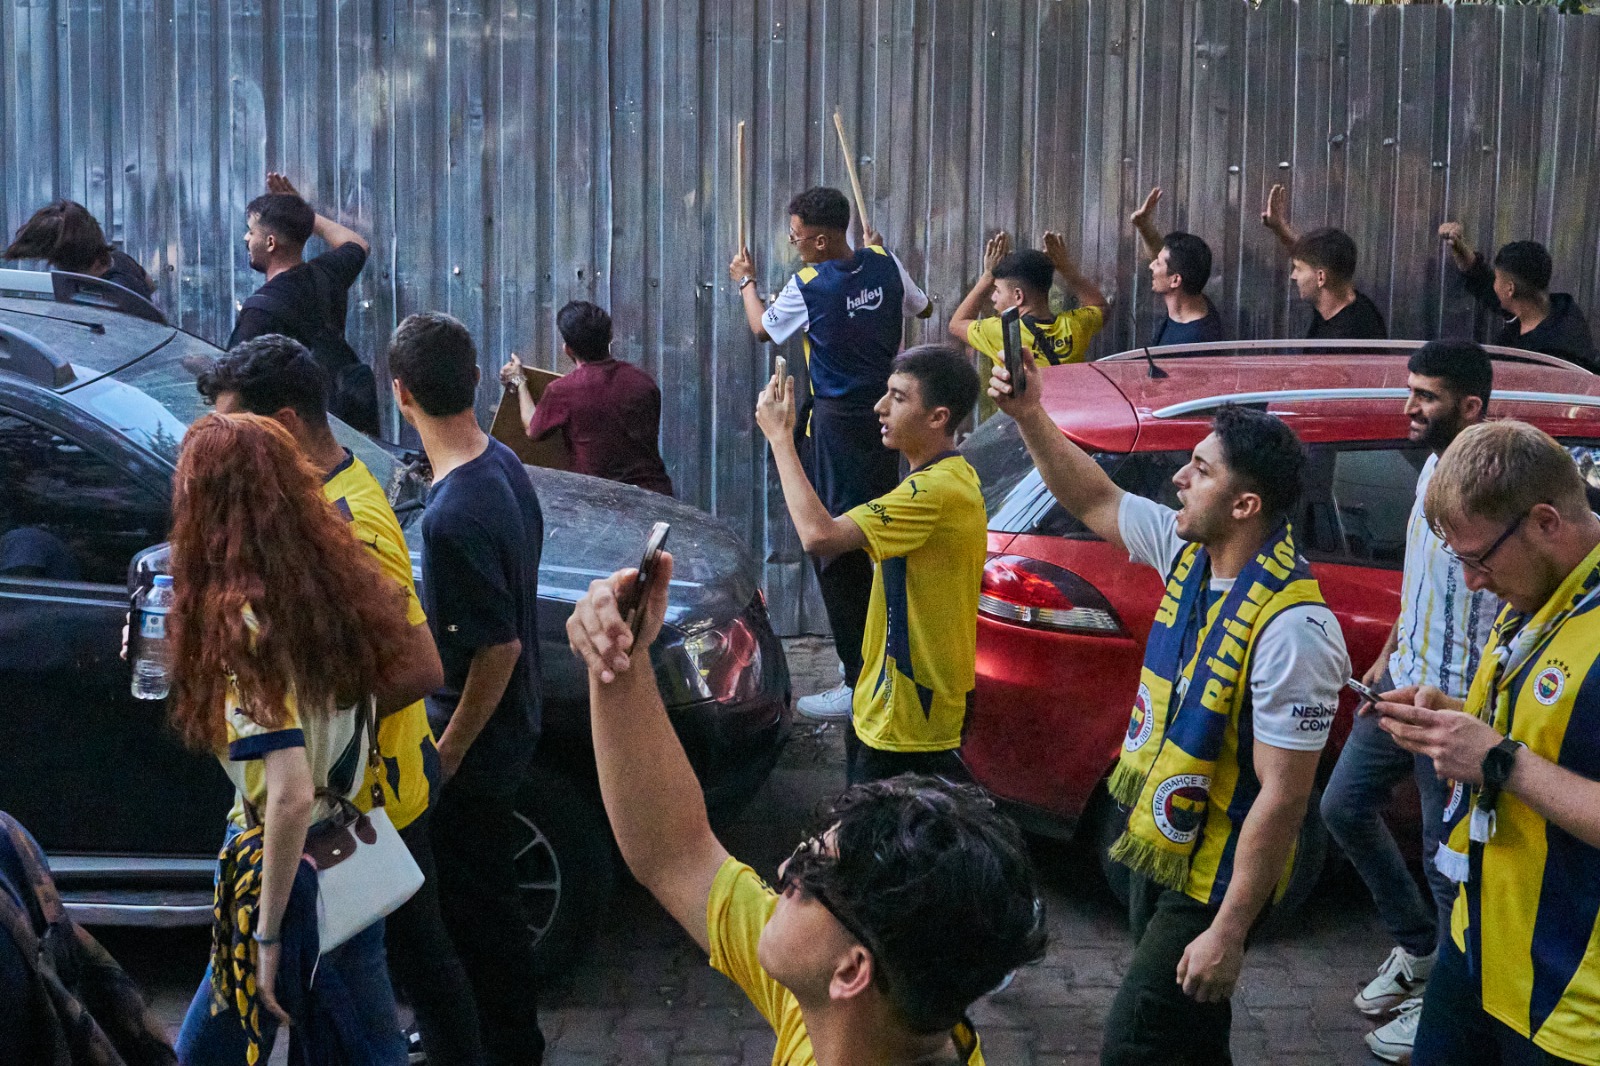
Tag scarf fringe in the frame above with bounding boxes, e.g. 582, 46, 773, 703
1109, 830, 1190, 892
1107, 762, 1144, 809
1434, 841, 1470, 885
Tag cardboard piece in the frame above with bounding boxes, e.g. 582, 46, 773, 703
490, 366, 572, 470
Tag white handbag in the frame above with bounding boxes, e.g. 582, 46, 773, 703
302, 700, 425, 953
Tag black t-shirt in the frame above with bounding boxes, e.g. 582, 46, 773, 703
1151, 299, 1225, 346
420, 438, 545, 775
226, 242, 367, 349
101, 249, 155, 300
1306, 291, 1387, 340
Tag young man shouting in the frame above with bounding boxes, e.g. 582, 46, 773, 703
757, 345, 984, 784
991, 358, 1348, 1063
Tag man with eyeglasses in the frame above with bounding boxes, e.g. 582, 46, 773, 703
730, 187, 932, 724
565, 553, 1047, 1066
1319, 341, 1500, 1063
1373, 419, 1600, 1066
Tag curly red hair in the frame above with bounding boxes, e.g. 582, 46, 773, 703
167, 413, 414, 751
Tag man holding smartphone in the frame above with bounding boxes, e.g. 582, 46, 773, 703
1321, 341, 1498, 1063
990, 358, 1347, 1064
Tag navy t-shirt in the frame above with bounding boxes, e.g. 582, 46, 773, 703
420, 438, 544, 776
1306, 291, 1387, 340
1151, 299, 1225, 346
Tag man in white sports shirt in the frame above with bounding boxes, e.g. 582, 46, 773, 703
1319, 341, 1500, 1063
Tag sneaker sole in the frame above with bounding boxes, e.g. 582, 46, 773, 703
1364, 1036, 1412, 1065
795, 707, 853, 722
1354, 988, 1422, 1018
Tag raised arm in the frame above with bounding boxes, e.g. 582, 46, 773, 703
948, 232, 1010, 345
1043, 231, 1107, 313
989, 359, 1127, 550
755, 373, 869, 557
1130, 187, 1165, 260
567, 556, 730, 953
1260, 183, 1299, 251
729, 245, 773, 341
266, 172, 370, 253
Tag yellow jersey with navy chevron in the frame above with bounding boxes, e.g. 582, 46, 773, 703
706, 858, 985, 1065
761, 246, 931, 407
324, 451, 438, 831
845, 452, 985, 752
1447, 541, 1600, 1064
966, 305, 1104, 368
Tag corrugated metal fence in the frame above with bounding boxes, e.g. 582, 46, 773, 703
5, 0, 1600, 634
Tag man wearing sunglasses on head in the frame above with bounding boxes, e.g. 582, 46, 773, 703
1374, 419, 1600, 1066
566, 555, 1046, 1066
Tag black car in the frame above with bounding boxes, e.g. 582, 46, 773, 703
0, 269, 791, 973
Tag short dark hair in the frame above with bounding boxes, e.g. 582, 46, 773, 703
891, 345, 980, 427
388, 312, 479, 417
786, 187, 851, 233
196, 334, 330, 431
992, 250, 1055, 296
2, 200, 111, 273
557, 301, 613, 362
782, 775, 1047, 1033
1211, 405, 1305, 522
1408, 340, 1493, 407
1493, 241, 1553, 299
1290, 227, 1358, 284
1162, 232, 1212, 296
245, 193, 315, 246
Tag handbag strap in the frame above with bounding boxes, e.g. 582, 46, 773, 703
241, 696, 385, 826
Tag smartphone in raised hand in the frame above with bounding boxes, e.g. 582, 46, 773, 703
774, 355, 789, 392
621, 521, 671, 642
1001, 305, 1026, 396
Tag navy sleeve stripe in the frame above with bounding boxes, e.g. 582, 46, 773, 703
228, 728, 306, 761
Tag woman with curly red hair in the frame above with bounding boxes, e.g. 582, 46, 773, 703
170, 413, 414, 1065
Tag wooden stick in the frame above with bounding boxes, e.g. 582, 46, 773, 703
832, 109, 871, 239
735, 120, 747, 249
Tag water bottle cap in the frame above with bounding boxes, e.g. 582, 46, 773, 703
153, 574, 174, 588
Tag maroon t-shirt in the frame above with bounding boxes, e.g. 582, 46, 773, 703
527, 358, 674, 496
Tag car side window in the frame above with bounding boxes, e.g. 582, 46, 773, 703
1300, 445, 1427, 568
0, 414, 166, 585
1030, 451, 1187, 539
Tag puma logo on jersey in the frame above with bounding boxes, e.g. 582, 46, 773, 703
846, 286, 885, 317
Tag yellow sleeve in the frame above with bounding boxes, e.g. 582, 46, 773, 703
1071, 304, 1105, 344
965, 319, 1004, 366
845, 468, 949, 562
706, 858, 792, 1031
348, 511, 427, 627
226, 686, 305, 761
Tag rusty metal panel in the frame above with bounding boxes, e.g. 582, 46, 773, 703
8, 0, 1600, 634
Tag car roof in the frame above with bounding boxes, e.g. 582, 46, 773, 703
0, 295, 177, 388
1039, 346, 1600, 452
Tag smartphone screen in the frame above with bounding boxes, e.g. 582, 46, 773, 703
625, 521, 671, 641
1001, 305, 1025, 396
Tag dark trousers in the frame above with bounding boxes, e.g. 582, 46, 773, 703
389, 811, 488, 1066
1102, 877, 1235, 1066
844, 722, 967, 786
431, 766, 545, 1066
1414, 938, 1582, 1064
800, 397, 901, 686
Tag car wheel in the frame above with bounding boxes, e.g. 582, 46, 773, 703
1088, 782, 1329, 932
512, 762, 617, 979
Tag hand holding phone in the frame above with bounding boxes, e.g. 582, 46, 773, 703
1344, 676, 1384, 709
619, 522, 671, 643
774, 355, 789, 392
1001, 306, 1026, 397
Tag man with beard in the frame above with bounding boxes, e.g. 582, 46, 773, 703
990, 358, 1348, 1064
1322, 341, 1499, 1063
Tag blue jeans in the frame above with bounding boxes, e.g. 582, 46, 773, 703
1414, 938, 1580, 1064
1320, 671, 1456, 956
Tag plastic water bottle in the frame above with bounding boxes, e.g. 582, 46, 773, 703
131, 574, 174, 700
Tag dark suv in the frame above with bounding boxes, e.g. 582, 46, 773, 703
0, 269, 791, 973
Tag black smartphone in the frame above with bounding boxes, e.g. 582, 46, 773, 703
1344, 677, 1383, 706
1001, 305, 1026, 396
622, 521, 671, 641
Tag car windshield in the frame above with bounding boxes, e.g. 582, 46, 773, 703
961, 413, 1184, 537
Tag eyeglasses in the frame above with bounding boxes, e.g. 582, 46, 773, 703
1442, 509, 1529, 575
775, 836, 887, 977
787, 229, 823, 246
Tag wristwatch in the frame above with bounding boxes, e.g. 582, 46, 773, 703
1481, 737, 1526, 793
738, 276, 755, 291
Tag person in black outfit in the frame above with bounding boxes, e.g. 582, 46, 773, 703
1439, 223, 1600, 373
1129, 187, 1225, 346
1261, 184, 1387, 340
390, 312, 546, 1066
2, 199, 156, 299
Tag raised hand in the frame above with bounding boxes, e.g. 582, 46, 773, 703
265, 172, 301, 198
983, 231, 1012, 274
729, 245, 755, 284
1261, 183, 1288, 233
1131, 186, 1163, 228
755, 370, 797, 443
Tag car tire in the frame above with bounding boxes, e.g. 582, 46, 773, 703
1087, 782, 1329, 932
512, 761, 617, 979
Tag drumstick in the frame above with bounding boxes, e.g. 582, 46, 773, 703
735, 120, 747, 250
832, 109, 871, 240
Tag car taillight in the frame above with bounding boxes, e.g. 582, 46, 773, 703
680, 615, 763, 703
979, 554, 1127, 636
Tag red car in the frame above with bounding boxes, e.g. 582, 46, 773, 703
960, 341, 1600, 911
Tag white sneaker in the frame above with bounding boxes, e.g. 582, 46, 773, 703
1365, 996, 1423, 1063
796, 682, 854, 721
1355, 945, 1435, 1017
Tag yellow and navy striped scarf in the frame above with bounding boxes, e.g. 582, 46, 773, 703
207, 824, 273, 1065
1108, 523, 1322, 896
